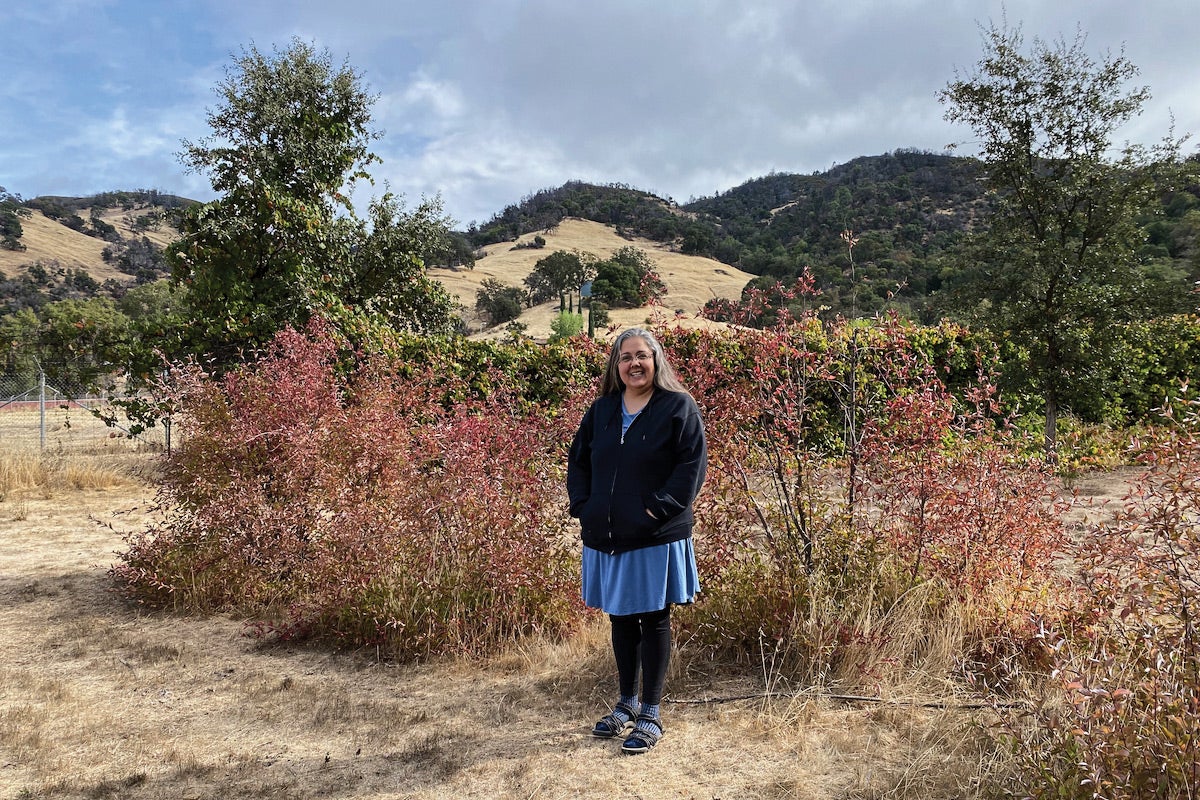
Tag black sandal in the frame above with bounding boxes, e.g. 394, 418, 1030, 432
591, 701, 637, 738
620, 714, 663, 754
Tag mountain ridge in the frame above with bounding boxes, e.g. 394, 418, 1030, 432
5, 149, 1196, 331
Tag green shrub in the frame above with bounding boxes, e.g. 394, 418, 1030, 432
549, 311, 583, 341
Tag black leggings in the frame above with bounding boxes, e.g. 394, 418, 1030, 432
610, 607, 672, 706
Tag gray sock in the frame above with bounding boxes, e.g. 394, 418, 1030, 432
616, 694, 638, 722
636, 703, 661, 731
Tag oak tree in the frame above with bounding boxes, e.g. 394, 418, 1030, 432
166, 39, 458, 365
939, 21, 1189, 452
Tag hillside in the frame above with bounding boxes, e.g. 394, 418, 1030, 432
0, 207, 176, 284
7, 152, 1195, 335
1, 154, 993, 325
469, 152, 1199, 321
434, 218, 754, 339
467, 153, 991, 321
3, 198, 751, 341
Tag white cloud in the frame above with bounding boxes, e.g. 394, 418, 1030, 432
2, 0, 1197, 221
376, 124, 578, 226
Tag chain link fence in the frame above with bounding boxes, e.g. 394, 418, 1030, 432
0, 369, 169, 454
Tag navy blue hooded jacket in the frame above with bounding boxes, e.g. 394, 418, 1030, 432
566, 389, 707, 554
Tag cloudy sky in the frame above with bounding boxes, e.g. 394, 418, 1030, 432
2, 0, 1197, 228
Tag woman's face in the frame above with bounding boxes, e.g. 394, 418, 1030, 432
617, 336, 656, 394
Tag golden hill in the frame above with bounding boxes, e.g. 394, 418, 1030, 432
0, 207, 177, 285
432, 218, 753, 340
5, 211, 752, 339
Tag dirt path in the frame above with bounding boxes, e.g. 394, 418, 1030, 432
0, 470, 1142, 799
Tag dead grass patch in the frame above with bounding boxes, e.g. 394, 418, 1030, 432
2, 462, 1140, 797
0, 448, 158, 502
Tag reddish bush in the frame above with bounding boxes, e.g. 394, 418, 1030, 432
115, 303, 1078, 679
663, 284, 1075, 685
1002, 388, 1200, 799
113, 318, 590, 658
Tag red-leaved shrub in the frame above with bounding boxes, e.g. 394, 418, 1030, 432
665, 282, 1075, 687
116, 304, 1078, 681
1001, 388, 1200, 799
113, 318, 591, 658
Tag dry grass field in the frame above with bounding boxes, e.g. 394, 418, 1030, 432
0, 440, 1142, 799
0, 405, 168, 459
0, 209, 175, 286
431, 218, 754, 340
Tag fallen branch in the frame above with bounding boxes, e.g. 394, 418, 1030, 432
666, 689, 1029, 710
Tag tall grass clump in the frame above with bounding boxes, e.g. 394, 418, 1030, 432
0, 448, 152, 498
0, 449, 43, 498
112, 319, 600, 658
999, 387, 1200, 799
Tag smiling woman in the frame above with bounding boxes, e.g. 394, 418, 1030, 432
617, 339, 655, 411
566, 327, 707, 754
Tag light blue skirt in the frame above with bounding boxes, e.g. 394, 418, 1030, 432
581, 538, 700, 616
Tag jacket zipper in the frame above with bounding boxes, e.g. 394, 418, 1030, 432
609, 401, 646, 546
607, 413, 620, 544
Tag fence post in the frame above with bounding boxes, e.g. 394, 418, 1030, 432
39, 367, 46, 450
161, 368, 172, 455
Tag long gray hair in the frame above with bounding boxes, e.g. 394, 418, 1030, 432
599, 327, 691, 397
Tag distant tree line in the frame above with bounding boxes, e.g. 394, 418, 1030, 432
467, 148, 1198, 326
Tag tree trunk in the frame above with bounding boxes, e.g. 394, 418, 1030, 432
1043, 392, 1059, 463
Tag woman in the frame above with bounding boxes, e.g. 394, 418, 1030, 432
566, 327, 707, 754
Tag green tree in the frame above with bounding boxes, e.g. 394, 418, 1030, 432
524, 249, 595, 304
0, 307, 40, 374
475, 278, 525, 327
116, 281, 190, 380
589, 246, 665, 308
939, 21, 1190, 453
88, 209, 120, 242
112, 237, 170, 284
587, 300, 610, 331
590, 260, 641, 307
332, 193, 460, 335
0, 298, 134, 390
612, 246, 665, 301
0, 187, 31, 252
165, 39, 381, 365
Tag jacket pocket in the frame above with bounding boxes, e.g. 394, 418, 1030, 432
609, 493, 659, 539
578, 498, 606, 535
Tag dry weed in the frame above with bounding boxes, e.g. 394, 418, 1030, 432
0, 447, 156, 502
0, 467, 1096, 798
832, 581, 972, 696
